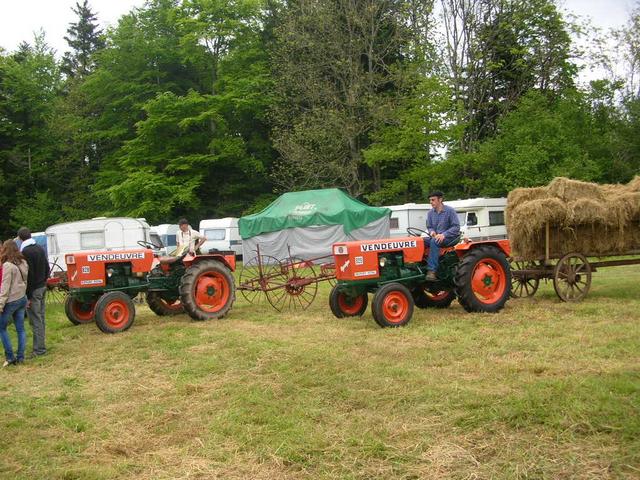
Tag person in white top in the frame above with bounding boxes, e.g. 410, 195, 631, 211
175, 218, 206, 256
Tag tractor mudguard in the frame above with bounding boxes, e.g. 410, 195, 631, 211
454, 239, 511, 258
183, 253, 236, 272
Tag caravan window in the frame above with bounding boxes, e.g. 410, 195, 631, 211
466, 212, 478, 226
204, 229, 226, 241
489, 211, 505, 226
390, 217, 399, 229
80, 231, 105, 249
150, 233, 164, 249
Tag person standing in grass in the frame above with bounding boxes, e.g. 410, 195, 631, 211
18, 227, 50, 357
0, 240, 29, 367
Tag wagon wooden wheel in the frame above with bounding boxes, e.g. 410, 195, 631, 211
238, 255, 286, 305
553, 253, 592, 302
510, 260, 541, 298
265, 256, 318, 312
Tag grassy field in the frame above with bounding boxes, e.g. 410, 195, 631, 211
1, 265, 639, 479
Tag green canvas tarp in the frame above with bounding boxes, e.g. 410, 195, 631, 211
239, 188, 390, 239
239, 189, 391, 261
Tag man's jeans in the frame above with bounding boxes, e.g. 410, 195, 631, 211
0, 295, 28, 362
425, 237, 459, 272
27, 286, 47, 355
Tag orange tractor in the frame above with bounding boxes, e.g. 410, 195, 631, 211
64, 242, 236, 333
330, 229, 512, 327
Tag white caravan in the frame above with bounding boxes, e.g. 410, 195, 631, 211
386, 197, 508, 241
199, 217, 242, 258
45, 217, 153, 271
149, 224, 179, 255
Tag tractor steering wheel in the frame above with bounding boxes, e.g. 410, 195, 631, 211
137, 240, 159, 250
407, 227, 428, 237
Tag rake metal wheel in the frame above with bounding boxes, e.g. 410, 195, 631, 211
265, 256, 318, 312
510, 260, 540, 298
238, 255, 286, 305
553, 253, 592, 302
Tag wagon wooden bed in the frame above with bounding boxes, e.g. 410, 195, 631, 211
510, 222, 640, 302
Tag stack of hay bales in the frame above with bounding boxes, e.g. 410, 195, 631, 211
506, 177, 640, 259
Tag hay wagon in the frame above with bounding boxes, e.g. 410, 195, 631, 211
508, 177, 640, 302
510, 222, 640, 302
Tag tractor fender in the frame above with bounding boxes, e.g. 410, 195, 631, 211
186, 254, 236, 272
454, 239, 511, 258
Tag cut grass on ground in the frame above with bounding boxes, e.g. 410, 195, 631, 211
1, 265, 639, 479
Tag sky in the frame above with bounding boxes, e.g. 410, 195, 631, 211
0, 0, 636, 62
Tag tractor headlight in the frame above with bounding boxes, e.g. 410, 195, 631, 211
379, 257, 387, 267
107, 268, 114, 278
66, 255, 75, 265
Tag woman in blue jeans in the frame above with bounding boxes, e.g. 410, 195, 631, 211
0, 239, 29, 367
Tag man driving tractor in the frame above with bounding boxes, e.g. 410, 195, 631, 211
425, 191, 460, 280
176, 218, 206, 256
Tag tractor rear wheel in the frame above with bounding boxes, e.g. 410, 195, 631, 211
64, 296, 97, 325
180, 260, 235, 321
94, 292, 136, 333
412, 288, 455, 309
329, 286, 368, 318
455, 245, 511, 313
372, 283, 414, 328
146, 292, 184, 316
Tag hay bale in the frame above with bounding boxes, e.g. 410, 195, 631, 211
505, 187, 548, 229
627, 176, 640, 192
547, 177, 604, 201
507, 177, 640, 258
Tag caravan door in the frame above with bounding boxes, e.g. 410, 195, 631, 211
104, 221, 126, 250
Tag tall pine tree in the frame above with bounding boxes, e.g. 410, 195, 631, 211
62, 0, 105, 78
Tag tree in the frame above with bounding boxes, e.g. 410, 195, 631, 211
0, 34, 63, 236
270, 0, 432, 196
440, 0, 576, 151
62, 0, 105, 78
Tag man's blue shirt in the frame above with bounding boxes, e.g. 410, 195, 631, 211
427, 204, 460, 243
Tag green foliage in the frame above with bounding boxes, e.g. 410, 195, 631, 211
363, 75, 461, 205
10, 192, 63, 232
61, 0, 105, 78
0, 0, 638, 233
424, 88, 626, 198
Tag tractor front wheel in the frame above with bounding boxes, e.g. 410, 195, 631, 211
372, 283, 414, 328
146, 292, 184, 316
412, 288, 455, 309
94, 292, 136, 333
180, 260, 235, 321
455, 245, 511, 313
329, 286, 368, 318
64, 296, 97, 325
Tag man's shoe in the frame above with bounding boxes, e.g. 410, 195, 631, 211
426, 271, 438, 281
2, 359, 16, 367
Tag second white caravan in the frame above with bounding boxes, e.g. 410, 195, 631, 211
199, 217, 242, 258
386, 197, 508, 241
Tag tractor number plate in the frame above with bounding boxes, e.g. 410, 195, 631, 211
354, 270, 377, 277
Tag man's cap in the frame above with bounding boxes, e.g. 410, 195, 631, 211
428, 191, 444, 199
17, 227, 31, 240
178, 218, 189, 225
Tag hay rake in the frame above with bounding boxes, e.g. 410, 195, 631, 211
45, 259, 69, 304
238, 246, 336, 311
